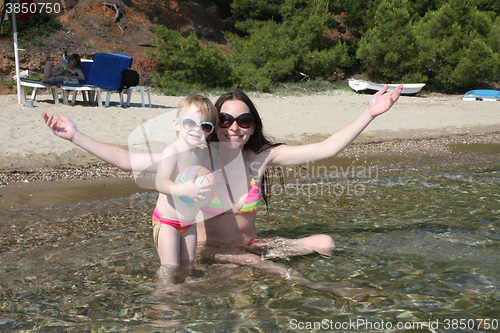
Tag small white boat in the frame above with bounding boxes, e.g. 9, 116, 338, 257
348, 79, 426, 95
463, 90, 500, 102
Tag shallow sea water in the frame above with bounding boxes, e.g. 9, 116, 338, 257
0, 149, 499, 332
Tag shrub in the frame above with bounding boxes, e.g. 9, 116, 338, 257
149, 26, 232, 93
228, 1, 356, 91
1, 12, 63, 46
357, 0, 500, 90
3, 78, 15, 89
412, 0, 499, 90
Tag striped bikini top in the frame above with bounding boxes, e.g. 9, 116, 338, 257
239, 175, 263, 213
59, 64, 78, 76
201, 150, 263, 215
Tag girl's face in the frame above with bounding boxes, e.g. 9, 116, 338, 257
216, 100, 255, 149
174, 104, 213, 148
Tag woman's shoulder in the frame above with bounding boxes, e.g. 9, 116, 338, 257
246, 143, 285, 163
251, 142, 285, 154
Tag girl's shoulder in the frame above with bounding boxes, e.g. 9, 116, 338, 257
162, 143, 180, 157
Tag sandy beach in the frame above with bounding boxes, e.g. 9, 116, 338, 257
1, 89, 499, 172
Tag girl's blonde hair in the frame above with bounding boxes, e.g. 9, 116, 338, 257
176, 94, 218, 126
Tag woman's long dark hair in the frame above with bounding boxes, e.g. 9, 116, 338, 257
210, 90, 283, 207
68, 53, 81, 66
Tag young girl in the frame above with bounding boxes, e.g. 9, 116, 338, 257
150, 95, 218, 283
43, 94, 218, 284
153, 95, 216, 255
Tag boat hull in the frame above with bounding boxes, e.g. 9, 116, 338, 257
463, 90, 500, 102
348, 79, 425, 95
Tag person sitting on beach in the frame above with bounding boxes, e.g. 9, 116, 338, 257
42, 53, 85, 83
43, 85, 402, 300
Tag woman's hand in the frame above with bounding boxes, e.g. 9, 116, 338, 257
42, 113, 76, 141
367, 84, 403, 118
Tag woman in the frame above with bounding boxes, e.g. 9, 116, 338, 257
195, 87, 402, 282
43, 86, 402, 298
42, 53, 85, 83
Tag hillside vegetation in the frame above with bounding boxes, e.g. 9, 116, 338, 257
151, 0, 499, 93
1, 0, 499, 94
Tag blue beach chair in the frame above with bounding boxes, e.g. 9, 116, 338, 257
60, 53, 133, 107
20, 58, 93, 106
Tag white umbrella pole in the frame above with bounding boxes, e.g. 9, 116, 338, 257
12, 9, 22, 104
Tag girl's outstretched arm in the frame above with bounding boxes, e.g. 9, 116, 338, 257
43, 113, 161, 172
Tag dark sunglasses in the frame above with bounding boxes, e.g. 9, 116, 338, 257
218, 113, 254, 129
176, 117, 214, 135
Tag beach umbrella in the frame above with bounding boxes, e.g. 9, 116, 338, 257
1, 0, 37, 104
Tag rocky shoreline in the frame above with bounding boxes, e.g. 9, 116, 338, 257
2, 132, 499, 187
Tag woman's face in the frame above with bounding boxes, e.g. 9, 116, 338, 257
216, 100, 255, 149
68, 58, 78, 68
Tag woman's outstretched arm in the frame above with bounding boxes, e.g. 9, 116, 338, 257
268, 85, 403, 167
43, 113, 161, 172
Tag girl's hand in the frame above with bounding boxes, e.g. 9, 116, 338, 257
181, 175, 212, 203
367, 84, 403, 118
42, 113, 76, 141
182, 176, 211, 203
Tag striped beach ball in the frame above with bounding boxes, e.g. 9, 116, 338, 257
175, 165, 216, 207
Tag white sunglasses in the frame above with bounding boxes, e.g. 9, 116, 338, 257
176, 117, 214, 135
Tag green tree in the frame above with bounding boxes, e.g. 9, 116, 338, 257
149, 0, 500, 93
356, 0, 499, 90
356, 0, 422, 83
229, 0, 356, 91
228, 20, 299, 91
230, 0, 286, 21
412, 0, 499, 90
328, 0, 380, 37
149, 26, 232, 93
474, 0, 500, 14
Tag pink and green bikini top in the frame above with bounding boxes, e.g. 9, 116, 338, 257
201, 175, 262, 215
58, 64, 79, 76
239, 176, 263, 213
201, 151, 263, 215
